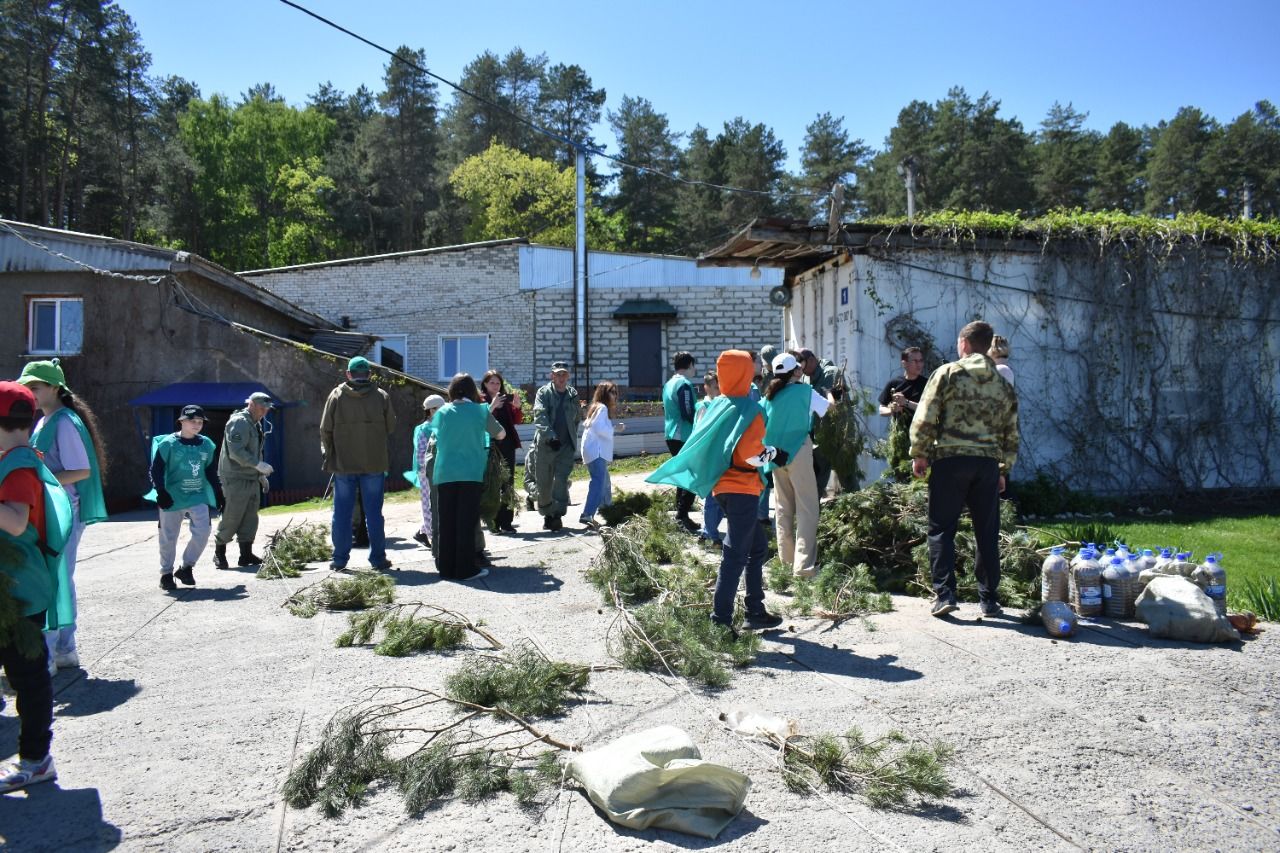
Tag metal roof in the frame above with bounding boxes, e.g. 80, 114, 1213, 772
518, 244, 781, 290
239, 238, 529, 276
612, 299, 678, 318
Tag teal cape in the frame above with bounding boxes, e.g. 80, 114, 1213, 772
0, 446, 75, 630
32, 407, 107, 524
646, 396, 763, 498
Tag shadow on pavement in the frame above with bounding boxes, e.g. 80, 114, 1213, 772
0, 784, 122, 850
594, 800, 769, 848
762, 635, 924, 682
974, 613, 1247, 651
174, 584, 249, 602
479, 566, 564, 594
53, 676, 142, 717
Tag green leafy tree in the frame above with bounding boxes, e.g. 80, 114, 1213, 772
1033, 102, 1097, 212
607, 94, 682, 252
448, 141, 622, 248
1087, 121, 1147, 212
1144, 106, 1222, 216
795, 112, 868, 219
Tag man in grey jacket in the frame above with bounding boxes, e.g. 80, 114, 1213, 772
213, 392, 274, 569
321, 356, 397, 570
531, 361, 581, 531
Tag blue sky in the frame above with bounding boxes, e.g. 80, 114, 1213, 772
119, 0, 1279, 170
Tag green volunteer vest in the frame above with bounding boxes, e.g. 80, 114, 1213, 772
663, 374, 694, 441
647, 396, 763, 498
0, 446, 74, 627
31, 407, 107, 524
431, 402, 489, 485
404, 421, 432, 488
146, 434, 217, 509
762, 383, 813, 471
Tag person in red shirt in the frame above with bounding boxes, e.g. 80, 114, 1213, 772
0, 381, 58, 792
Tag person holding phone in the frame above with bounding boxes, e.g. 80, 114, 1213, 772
480, 370, 523, 533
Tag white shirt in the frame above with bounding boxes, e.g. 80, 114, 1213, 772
581, 408, 617, 463
995, 363, 1015, 387
809, 388, 832, 418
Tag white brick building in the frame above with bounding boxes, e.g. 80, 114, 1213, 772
242, 241, 784, 396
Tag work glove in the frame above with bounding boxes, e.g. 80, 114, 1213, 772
255, 461, 274, 476
744, 446, 778, 468
547, 438, 563, 452
259, 474, 271, 492
772, 448, 790, 467
156, 491, 174, 510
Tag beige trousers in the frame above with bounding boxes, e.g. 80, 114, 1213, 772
773, 437, 820, 574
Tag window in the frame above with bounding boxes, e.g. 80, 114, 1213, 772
27, 297, 84, 355
371, 334, 408, 373
439, 334, 488, 380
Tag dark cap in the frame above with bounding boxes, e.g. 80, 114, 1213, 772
0, 381, 36, 419
798, 348, 817, 362
247, 392, 275, 408
347, 356, 371, 373
550, 361, 570, 374
179, 404, 206, 421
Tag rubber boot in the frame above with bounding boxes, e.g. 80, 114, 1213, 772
213, 543, 230, 570
238, 542, 264, 566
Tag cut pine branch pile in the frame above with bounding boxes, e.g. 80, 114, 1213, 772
338, 602, 505, 656
285, 572, 396, 617
775, 726, 955, 809
283, 644, 587, 817
257, 521, 332, 579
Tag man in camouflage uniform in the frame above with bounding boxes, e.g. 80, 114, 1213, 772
909, 321, 1018, 618
531, 361, 582, 531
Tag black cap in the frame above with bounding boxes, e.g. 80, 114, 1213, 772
179, 404, 206, 420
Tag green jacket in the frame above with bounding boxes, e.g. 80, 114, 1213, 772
218, 407, 264, 483
0, 446, 74, 626
662, 374, 695, 441
320, 381, 397, 474
31, 407, 107, 525
532, 383, 582, 450
909, 353, 1019, 471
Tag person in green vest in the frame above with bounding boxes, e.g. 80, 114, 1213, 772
212, 392, 275, 571
149, 405, 222, 591
531, 361, 581, 531
762, 352, 834, 579
432, 374, 505, 582
662, 351, 699, 532
17, 359, 106, 673
0, 381, 73, 793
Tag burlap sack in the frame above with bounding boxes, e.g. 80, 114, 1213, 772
1135, 576, 1240, 643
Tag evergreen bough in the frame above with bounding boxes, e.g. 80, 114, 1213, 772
446, 643, 590, 717
779, 727, 955, 809
286, 573, 396, 618
0, 570, 43, 661
258, 521, 332, 579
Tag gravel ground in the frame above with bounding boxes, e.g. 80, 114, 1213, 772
2, 472, 1276, 852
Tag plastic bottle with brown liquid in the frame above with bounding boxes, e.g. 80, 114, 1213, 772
1101, 557, 1127, 618
1041, 546, 1069, 603
1071, 551, 1103, 617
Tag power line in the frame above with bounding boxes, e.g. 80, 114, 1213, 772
275, 0, 825, 205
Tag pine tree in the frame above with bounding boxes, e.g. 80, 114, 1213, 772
607, 95, 682, 252
1033, 102, 1097, 212
1144, 106, 1222, 216
1087, 121, 1147, 212
796, 112, 868, 219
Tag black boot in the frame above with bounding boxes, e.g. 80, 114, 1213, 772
238, 542, 264, 566
213, 543, 230, 570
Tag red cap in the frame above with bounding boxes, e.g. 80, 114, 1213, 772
0, 381, 36, 419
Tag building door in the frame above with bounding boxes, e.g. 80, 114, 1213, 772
628, 321, 663, 389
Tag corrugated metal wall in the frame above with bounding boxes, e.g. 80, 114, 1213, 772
518, 244, 782, 291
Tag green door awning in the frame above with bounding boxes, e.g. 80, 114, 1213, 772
613, 299, 678, 319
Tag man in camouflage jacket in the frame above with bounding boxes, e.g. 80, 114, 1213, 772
909, 321, 1018, 618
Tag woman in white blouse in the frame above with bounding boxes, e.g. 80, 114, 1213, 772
579, 381, 625, 528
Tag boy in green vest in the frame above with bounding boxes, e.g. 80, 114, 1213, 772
150, 405, 222, 591
662, 351, 699, 532
0, 381, 66, 792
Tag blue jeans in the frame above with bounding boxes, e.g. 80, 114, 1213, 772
332, 473, 386, 567
700, 490, 723, 542
582, 458, 611, 519
713, 492, 769, 624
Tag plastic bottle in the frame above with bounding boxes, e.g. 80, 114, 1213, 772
1101, 557, 1127, 618
1041, 546, 1070, 603
1121, 553, 1144, 617
1071, 551, 1103, 617
1100, 547, 1118, 567
1198, 554, 1227, 616
1042, 600, 1077, 638
1139, 548, 1158, 572
1068, 549, 1090, 602
1154, 548, 1173, 571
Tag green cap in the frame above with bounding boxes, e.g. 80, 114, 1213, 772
347, 356, 371, 373
18, 358, 67, 389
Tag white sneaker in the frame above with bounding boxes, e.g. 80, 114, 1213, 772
46, 655, 57, 677
0, 754, 57, 793
54, 651, 80, 669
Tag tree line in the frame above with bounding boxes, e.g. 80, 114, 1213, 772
2, 1, 1277, 273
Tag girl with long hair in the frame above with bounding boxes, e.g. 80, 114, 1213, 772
479, 370, 523, 532
578, 381, 625, 528
18, 359, 108, 671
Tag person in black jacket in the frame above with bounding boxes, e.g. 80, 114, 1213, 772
480, 370, 524, 533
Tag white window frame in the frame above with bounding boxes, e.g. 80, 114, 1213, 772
438, 334, 489, 381
27, 296, 84, 355
370, 334, 410, 373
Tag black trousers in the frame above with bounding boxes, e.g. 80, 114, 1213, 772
1, 612, 52, 760
437, 480, 482, 579
927, 456, 1001, 601
665, 439, 695, 516
495, 444, 516, 530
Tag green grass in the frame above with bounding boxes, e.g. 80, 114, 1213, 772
262, 454, 669, 517
1030, 513, 1279, 612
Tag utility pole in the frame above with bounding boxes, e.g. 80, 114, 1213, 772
897, 156, 918, 220
573, 146, 589, 390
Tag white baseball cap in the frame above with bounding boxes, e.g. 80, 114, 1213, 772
423, 394, 446, 410
771, 352, 799, 374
